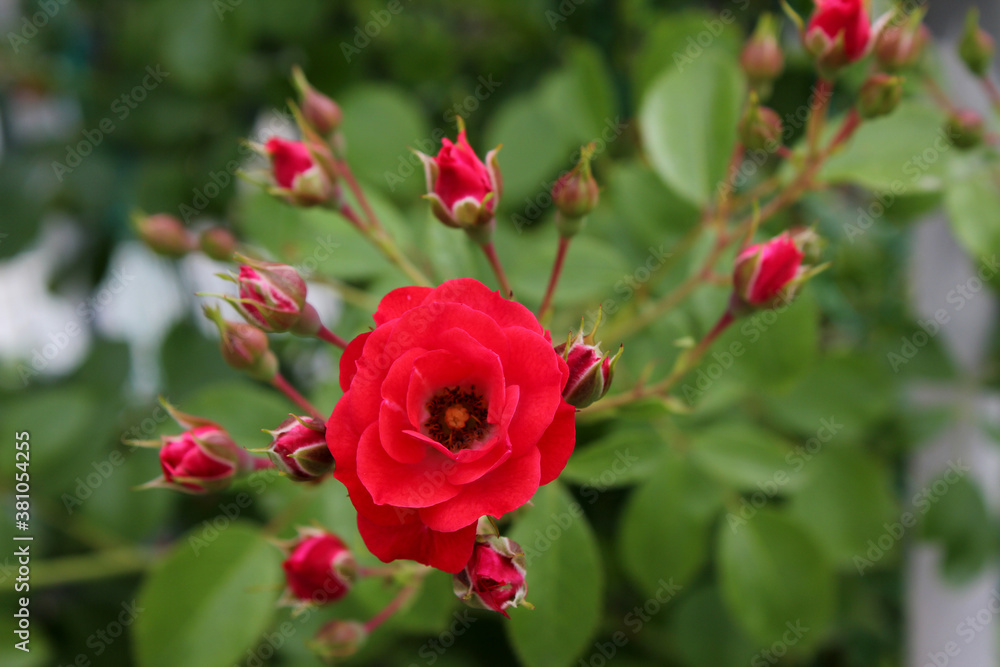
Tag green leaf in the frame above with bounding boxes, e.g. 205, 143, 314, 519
338, 84, 430, 198
921, 473, 997, 584
787, 447, 898, 569
134, 522, 282, 667
620, 451, 724, 595
818, 102, 947, 193
945, 155, 1000, 262
730, 290, 820, 390
561, 426, 666, 489
689, 422, 797, 494
507, 482, 603, 667
718, 509, 835, 652
665, 586, 759, 667
639, 52, 745, 207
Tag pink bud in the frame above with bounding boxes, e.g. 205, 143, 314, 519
741, 13, 785, 92
203, 306, 278, 381
266, 416, 333, 481
158, 425, 246, 493
554, 334, 622, 410
311, 620, 367, 661
875, 20, 930, 71
199, 227, 237, 262
292, 67, 343, 135
282, 530, 356, 604
417, 123, 501, 241
133, 213, 194, 257
732, 233, 807, 310
945, 109, 986, 150
228, 259, 310, 334
453, 535, 529, 617
804, 0, 872, 73
552, 144, 600, 232
264, 138, 334, 207
858, 73, 904, 119
738, 99, 783, 151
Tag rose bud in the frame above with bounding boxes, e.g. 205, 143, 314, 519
741, 13, 785, 96
738, 95, 784, 151
134, 401, 261, 494
292, 66, 343, 135
453, 534, 530, 617
554, 321, 622, 410
132, 212, 194, 257
310, 620, 367, 661
552, 143, 600, 237
281, 528, 356, 606
804, 0, 872, 74
264, 416, 333, 481
732, 231, 825, 312
203, 305, 279, 381
218, 257, 319, 335
875, 13, 930, 71
265, 137, 335, 207
416, 119, 501, 244
959, 8, 995, 77
858, 73, 904, 119
199, 227, 237, 262
945, 109, 986, 150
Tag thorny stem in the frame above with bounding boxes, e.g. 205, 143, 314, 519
538, 236, 572, 319
481, 241, 514, 298
272, 373, 324, 421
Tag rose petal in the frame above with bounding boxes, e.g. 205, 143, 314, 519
537, 401, 577, 485
373, 286, 434, 325
356, 424, 461, 508
357, 513, 476, 573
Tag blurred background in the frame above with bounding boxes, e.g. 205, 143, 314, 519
2, 0, 1000, 665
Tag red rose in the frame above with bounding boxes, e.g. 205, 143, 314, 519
733, 234, 806, 308
805, 0, 871, 69
327, 279, 576, 573
282, 530, 355, 603
418, 129, 501, 231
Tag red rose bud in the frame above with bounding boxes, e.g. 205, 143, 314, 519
804, 0, 872, 73
292, 66, 343, 136
453, 534, 529, 617
310, 620, 367, 661
265, 137, 335, 207
132, 212, 194, 257
199, 227, 237, 262
858, 73, 904, 119
738, 95, 783, 151
417, 120, 501, 242
959, 8, 995, 77
281, 528, 356, 605
203, 305, 278, 381
552, 144, 599, 228
874, 12, 930, 71
945, 109, 986, 150
733, 232, 819, 311
220, 256, 318, 335
741, 13, 785, 95
265, 416, 333, 481
554, 315, 622, 409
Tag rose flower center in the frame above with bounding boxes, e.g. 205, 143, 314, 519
424, 386, 489, 452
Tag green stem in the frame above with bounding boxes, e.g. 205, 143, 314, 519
33, 547, 150, 588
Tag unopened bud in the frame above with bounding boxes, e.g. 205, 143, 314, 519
741, 13, 785, 95
553, 311, 621, 409
199, 227, 237, 262
264, 137, 336, 207
292, 66, 343, 135
281, 528, 356, 605
875, 13, 930, 71
220, 256, 317, 334
738, 95, 783, 151
310, 620, 367, 661
959, 8, 995, 77
132, 213, 193, 257
265, 416, 333, 481
552, 143, 599, 235
945, 109, 986, 150
454, 533, 530, 617
858, 74, 904, 119
203, 305, 278, 381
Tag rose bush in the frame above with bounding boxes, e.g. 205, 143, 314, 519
327, 278, 576, 572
